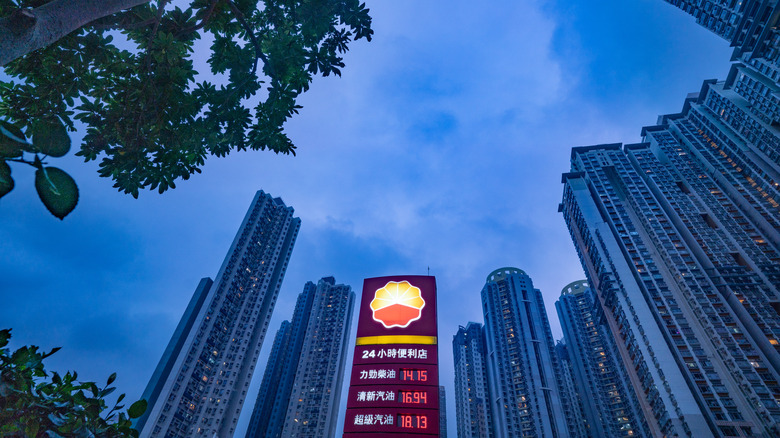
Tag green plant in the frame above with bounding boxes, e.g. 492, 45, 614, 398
0, 329, 146, 437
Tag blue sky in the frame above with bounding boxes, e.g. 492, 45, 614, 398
0, 0, 734, 435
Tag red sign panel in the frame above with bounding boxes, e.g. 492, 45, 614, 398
344, 275, 439, 437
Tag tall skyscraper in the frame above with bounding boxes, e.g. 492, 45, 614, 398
453, 322, 494, 438
481, 267, 573, 438
245, 281, 317, 438
555, 281, 647, 438
245, 276, 355, 438
663, 0, 780, 92
137, 191, 300, 438
245, 320, 293, 438
553, 341, 589, 438
440, 386, 448, 438
560, 76, 780, 436
662, 0, 780, 145
281, 277, 354, 437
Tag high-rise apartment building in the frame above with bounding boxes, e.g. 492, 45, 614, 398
662, 1, 780, 127
281, 277, 354, 437
440, 386, 448, 438
245, 320, 293, 438
664, 1, 779, 82
245, 276, 355, 438
560, 77, 780, 436
555, 281, 647, 437
481, 267, 573, 438
137, 191, 300, 438
245, 281, 317, 438
453, 322, 493, 438
553, 341, 589, 438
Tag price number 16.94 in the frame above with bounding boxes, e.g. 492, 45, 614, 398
400, 390, 428, 404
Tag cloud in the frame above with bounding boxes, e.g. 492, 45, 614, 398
0, 1, 742, 436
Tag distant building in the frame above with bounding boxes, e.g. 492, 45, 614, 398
245, 277, 355, 438
663, 1, 780, 87
481, 268, 573, 438
137, 191, 300, 438
560, 79, 780, 436
440, 386, 448, 438
281, 277, 354, 437
555, 281, 646, 437
245, 282, 318, 438
453, 322, 493, 438
662, 1, 780, 151
244, 320, 293, 438
553, 341, 589, 438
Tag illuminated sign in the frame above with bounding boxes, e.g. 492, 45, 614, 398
370, 280, 425, 328
343, 275, 439, 437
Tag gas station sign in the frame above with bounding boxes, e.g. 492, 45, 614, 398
343, 276, 439, 437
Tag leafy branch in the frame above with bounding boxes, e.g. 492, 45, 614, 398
0, 329, 147, 437
0, 0, 373, 218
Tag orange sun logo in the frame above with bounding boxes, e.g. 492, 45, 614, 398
370, 280, 426, 328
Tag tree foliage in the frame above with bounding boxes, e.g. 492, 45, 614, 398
0, 0, 372, 217
0, 329, 146, 437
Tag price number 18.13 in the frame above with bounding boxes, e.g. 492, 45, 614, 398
398, 414, 428, 429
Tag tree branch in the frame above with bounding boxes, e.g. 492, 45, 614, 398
175, 0, 220, 37
225, 0, 266, 76
143, 0, 169, 72
0, 0, 151, 66
221, 0, 266, 100
89, 17, 157, 32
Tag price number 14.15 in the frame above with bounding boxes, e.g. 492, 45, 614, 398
400, 369, 427, 382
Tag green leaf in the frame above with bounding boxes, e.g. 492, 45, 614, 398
42, 346, 61, 359
107, 373, 117, 386
127, 399, 147, 419
34, 167, 79, 219
0, 120, 26, 158
0, 160, 13, 198
31, 118, 71, 157
47, 413, 66, 427
0, 329, 10, 348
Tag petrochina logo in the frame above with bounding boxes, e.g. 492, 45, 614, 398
370, 281, 426, 328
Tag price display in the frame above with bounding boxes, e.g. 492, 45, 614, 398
398, 414, 428, 429
399, 390, 427, 405
400, 368, 427, 382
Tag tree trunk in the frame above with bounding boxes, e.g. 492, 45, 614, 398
0, 0, 151, 66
